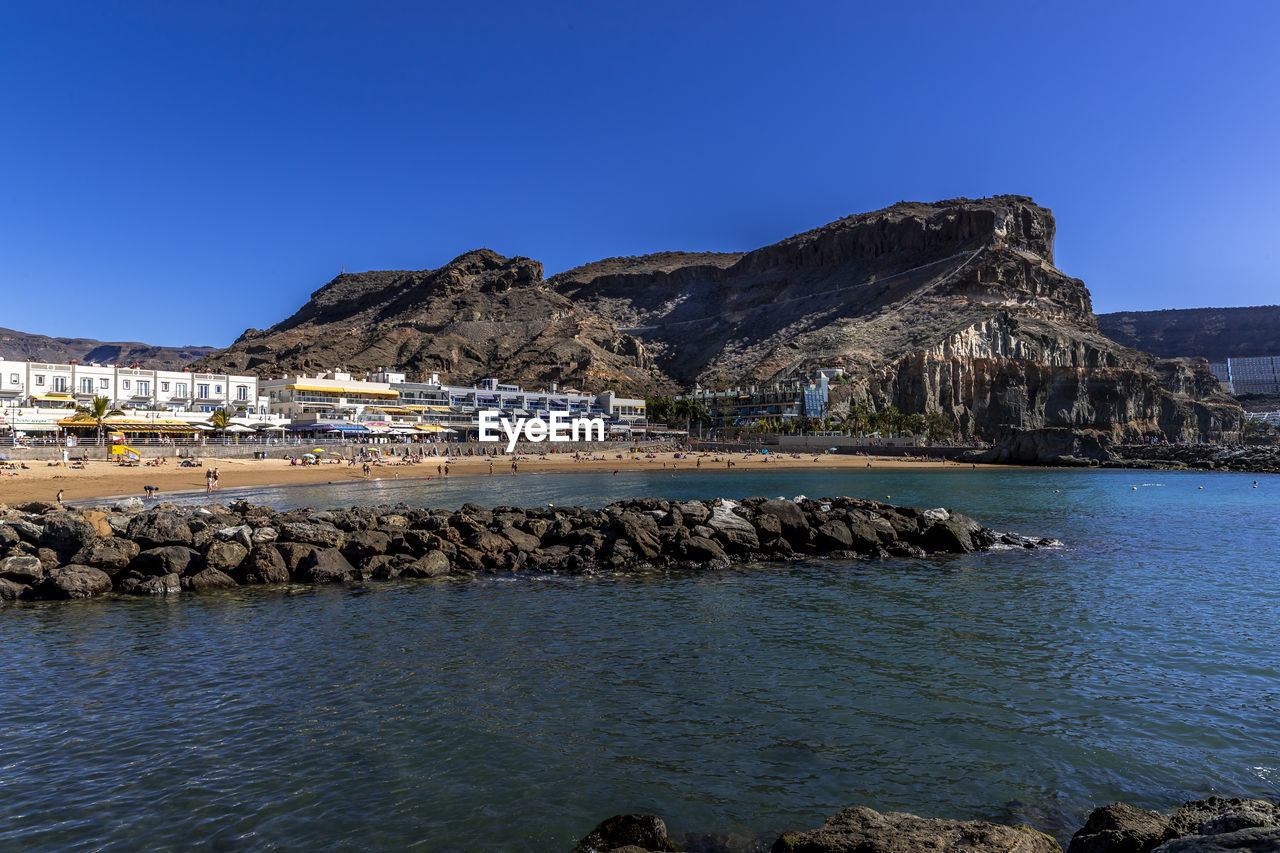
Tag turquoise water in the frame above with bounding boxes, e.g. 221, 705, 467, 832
3, 468, 1278, 850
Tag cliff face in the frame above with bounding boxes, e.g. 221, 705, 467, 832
196, 196, 1242, 442
1098, 306, 1280, 361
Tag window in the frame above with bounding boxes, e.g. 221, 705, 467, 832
161, 382, 169, 392
122, 380, 131, 390
99, 378, 109, 389
81, 378, 93, 393
10, 373, 20, 384
197, 384, 209, 399
215, 384, 222, 394
138, 381, 150, 395
53, 377, 67, 392
35, 375, 45, 386
236, 385, 248, 401
175, 383, 187, 397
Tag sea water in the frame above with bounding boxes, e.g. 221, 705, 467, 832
2, 468, 1277, 850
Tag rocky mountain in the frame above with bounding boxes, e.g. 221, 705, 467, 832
0, 327, 216, 370
1098, 306, 1280, 362
196, 195, 1242, 442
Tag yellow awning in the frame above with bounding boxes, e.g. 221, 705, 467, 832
405, 404, 453, 412
369, 405, 414, 414
286, 384, 399, 398
414, 424, 446, 432
33, 394, 75, 402
58, 418, 204, 433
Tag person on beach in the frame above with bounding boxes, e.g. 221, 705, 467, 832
213, 467, 220, 489
56, 489, 64, 507
206, 468, 214, 494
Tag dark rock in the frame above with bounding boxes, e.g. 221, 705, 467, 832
771, 805, 1060, 853
573, 814, 679, 853
677, 501, 710, 526
613, 511, 662, 559
203, 540, 248, 572
133, 545, 200, 576
297, 547, 354, 583
39, 512, 102, 557
500, 525, 542, 552
10, 519, 43, 544
280, 521, 346, 549
1067, 802, 1170, 853
35, 564, 113, 599
684, 536, 729, 564
341, 530, 391, 561
1167, 798, 1280, 839
216, 524, 254, 550
134, 573, 181, 595
1152, 828, 1280, 852
403, 551, 450, 578
240, 545, 290, 585
275, 542, 318, 575
182, 567, 238, 592
815, 520, 854, 550
0, 523, 21, 550
757, 499, 809, 539
126, 511, 194, 549
0, 578, 28, 600
71, 538, 140, 575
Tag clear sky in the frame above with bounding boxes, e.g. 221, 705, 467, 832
2, 1, 1277, 346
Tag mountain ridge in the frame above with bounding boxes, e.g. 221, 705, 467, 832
193, 195, 1241, 442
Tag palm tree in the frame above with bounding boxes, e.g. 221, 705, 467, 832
209, 408, 233, 444
673, 398, 711, 439
71, 396, 125, 446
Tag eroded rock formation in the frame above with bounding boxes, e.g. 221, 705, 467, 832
194, 196, 1242, 442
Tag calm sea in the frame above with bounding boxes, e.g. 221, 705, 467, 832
3, 468, 1278, 851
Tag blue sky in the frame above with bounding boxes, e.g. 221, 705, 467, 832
2, 1, 1277, 346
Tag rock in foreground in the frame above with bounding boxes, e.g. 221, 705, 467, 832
771, 805, 1060, 852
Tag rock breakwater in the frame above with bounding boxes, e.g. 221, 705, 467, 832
0, 496, 1057, 602
574, 796, 1280, 852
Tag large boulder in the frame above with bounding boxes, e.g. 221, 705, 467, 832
0, 554, 44, 583
756, 499, 810, 540
132, 545, 201, 576
771, 805, 1060, 853
707, 502, 760, 552
35, 564, 113, 599
204, 540, 249, 573
215, 525, 254, 550
573, 814, 679, 853
134, 573, 182, 595
0, 577, 29, 600
1166, 799, 1280, 839
126, 511, 194, 549
403, 551, 450, 578
239, 544, 290, 585
1152, 828, 1280, 852
39, 512, 101, 556
341, 530, 391, 561
1067, 802, 1170, 853
279, 521, 346, 549
612, 512, 662, 560
183, 567, 238, 593
297, 547, 354, 583
71, 538, 140, 575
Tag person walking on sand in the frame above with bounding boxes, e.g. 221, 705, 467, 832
206, 468, 214, 494
213, 467, 220, 489
56, 489, 64, 507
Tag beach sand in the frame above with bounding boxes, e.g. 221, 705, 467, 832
1, 450, 994, 506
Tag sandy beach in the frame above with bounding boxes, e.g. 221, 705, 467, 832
0, 450, 994, 506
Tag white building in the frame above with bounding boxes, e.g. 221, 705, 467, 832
0, 358, 263, 414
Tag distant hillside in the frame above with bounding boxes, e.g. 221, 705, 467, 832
1098, 306, 1280, 362
0, 327, 218, 371
195, 195, 1241, 442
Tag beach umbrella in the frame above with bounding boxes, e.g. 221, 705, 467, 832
302, 452, 317, 458
312, 448, 326, 453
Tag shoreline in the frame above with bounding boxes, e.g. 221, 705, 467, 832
2, 450, 1008, 506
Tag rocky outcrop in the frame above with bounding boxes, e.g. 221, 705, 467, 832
573, 796, 1280, 853
196, 248, 673, 394
1067, 797, 1280, 853
192, 195, 1242, 443
1105, 443, 1280, 474
0, 497, 1056, 602
1098, 306, 1280, 363
771, 805, 1061, 852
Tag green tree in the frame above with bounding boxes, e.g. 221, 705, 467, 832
646, 396, 675, 427
70, 396, 126, 446
924, 411, 955, 442
848, 402, 873, 436
672, 398, 711, 439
